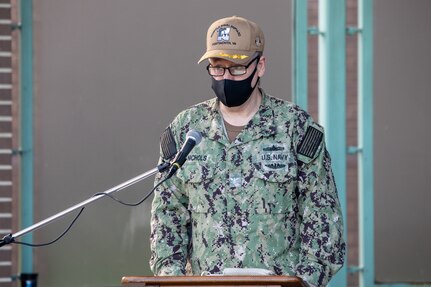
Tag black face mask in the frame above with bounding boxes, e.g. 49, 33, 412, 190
211, 65, 260, 108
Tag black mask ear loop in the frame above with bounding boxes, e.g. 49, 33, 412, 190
250, 56, 261, 91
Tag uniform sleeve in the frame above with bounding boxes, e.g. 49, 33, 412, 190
149, 128, 191, 276
294, 124, 346, 286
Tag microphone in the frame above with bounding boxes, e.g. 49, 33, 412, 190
166, 130, 202, 179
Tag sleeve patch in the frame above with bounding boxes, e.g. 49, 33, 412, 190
160, 126, 177, 160
298, 126, 323, 159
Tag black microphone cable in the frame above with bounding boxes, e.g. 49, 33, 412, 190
93, 173, 168, 207
4, 129, 202, 247
12, 207, 85, 247
5, 166, 171, 248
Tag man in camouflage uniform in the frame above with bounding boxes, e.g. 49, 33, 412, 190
150, 16, 345, 287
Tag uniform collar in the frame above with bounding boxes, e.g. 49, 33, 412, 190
205, 89, 277, 145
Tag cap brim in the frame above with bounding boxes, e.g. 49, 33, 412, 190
197, 50, 255, 65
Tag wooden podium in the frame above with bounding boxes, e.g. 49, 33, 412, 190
121, 275, 307, 287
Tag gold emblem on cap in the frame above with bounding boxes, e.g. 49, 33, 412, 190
218, 53, 249, 60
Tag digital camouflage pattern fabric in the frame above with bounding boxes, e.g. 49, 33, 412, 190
150, 91, 345, 287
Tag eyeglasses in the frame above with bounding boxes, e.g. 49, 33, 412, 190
206, 56, 260, 77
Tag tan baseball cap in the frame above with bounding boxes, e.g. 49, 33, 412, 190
198, 16, 265, 65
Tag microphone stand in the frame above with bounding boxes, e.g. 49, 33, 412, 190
0, 161, 170, 247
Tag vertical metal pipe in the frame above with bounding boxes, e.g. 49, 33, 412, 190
318, 0, 347, 286
19, 0, 34, 273
292, 0, 308, 110
358, 0, 374, 286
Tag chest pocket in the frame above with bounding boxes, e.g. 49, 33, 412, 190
175, 152, 222, 214
251, 149, 298, 215
176, 161, 216, 183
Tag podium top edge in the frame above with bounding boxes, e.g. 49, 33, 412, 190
121, 275, 306, 287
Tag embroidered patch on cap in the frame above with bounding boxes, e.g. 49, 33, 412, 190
160, 127, 177, 160
217, 27, 231, 42
298, 126, 323, 159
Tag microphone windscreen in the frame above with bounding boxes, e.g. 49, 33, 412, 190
186, 130, 202, 145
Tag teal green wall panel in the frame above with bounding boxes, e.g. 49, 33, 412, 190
358, 1, 374, 287
20, 0, 34, 273
318, 1, 347, 286
292, 0, 308, 110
